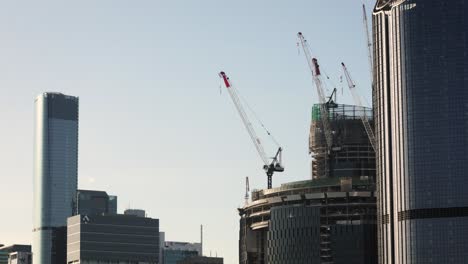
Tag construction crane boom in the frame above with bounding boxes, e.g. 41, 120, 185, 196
219, 71, 284, 189
363, 4, 374, 86
297, 32, 333, 151
341, 63, 376, 151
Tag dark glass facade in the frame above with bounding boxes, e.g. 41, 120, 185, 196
163, 250, 198, 264
67, 214, 159, 264
373, 0, 468, 263
239, 177, 377, 264
330, 224, 377, 264
76, 189, 117, 216
33, 93, 79, 264
266, 205, 321, 264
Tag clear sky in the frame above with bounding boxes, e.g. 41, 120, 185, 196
0, 1, 374, 263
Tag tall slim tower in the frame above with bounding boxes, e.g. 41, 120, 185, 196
33, 92, 79, 264
373, 0, 468, 263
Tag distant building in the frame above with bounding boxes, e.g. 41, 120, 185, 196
177, 256, 223, 264
0, 252, 7, 264
33, 92, 79, 264
67, 214, 159, 264
76, 189, 117, 216
0, 245, 4, 264
159, 232, 165, 264
163, 242, 202, 264
8, 252, 32, 264
108, 195, 117, 214
124, 209, 146, 217
0, 245, 31, 264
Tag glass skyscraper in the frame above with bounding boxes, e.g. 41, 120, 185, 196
33, 93, 79, 264
373, 0, 468, 263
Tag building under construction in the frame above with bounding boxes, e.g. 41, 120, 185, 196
310, 103, 375, 179
238, 102, 377, 264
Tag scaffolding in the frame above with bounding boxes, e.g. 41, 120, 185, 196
310, 103, 374, 179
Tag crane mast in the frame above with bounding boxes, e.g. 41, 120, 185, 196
219, 71, 284, 189
297, 32, 334, 151
341, 63, 376, 151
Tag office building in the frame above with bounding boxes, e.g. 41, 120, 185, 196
178, 256, 223, 264
373, 0, 468, 263
33, 92, 79, 264
108, 195, 117, 214
160, 232, 165, 264
163, 242, 202, 264
0, 245, 31, 264
239, 103, 377, 263
0, 252, 7, 264
8, 252, 32, 264
67, 214, 159, 264
76, 189, 117, 216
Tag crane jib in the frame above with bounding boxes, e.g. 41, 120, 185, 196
219, 72, 231, 88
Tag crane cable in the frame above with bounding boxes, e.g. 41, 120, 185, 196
230, 80, 281, 149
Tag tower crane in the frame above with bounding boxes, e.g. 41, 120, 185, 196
341, 62, 376, 150
219, 71, 284, 189
297, 32, 334, 152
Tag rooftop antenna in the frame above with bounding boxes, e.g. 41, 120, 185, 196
200, 224, 203, 256
244, 177, 250, 205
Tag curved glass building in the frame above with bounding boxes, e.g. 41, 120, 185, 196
238, 178, 377, 264
373, 0, 468, 263
33, 93, 79, 264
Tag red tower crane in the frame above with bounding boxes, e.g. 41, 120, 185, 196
297, 32, 334, 152
219, 71, 284, 189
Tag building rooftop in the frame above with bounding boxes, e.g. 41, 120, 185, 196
178, 256, 223, 264
253, 176, 374, 200
311, 103, 372, 122
0, 244, 31, 253
375, 0, 406, 11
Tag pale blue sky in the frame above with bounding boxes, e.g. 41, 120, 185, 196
0, 1, 374, 262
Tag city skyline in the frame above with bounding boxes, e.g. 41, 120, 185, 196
0, 1, 374, 263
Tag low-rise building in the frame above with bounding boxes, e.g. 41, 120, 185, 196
0, 245, 31, 264
8, 252, 32, 264
177, 256, 223, 264
67, 214, 159, 264
163, 241, 202, 264
0, 252, 7, 264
